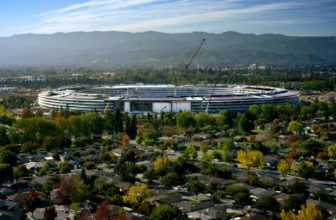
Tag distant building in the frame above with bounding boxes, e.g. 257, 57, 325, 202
38, 84, 300, 113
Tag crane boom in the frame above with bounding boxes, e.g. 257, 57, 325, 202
183, 38, 206, 75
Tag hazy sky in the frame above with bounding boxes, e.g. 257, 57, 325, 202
0, 0, 335, 36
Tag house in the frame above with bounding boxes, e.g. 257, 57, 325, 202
205, 205, 231, 219
0, 188, 16, 197
145, 191, 182, 204
0, 200, 20, 212
249, 188, 274, 200
0, 210, 17, 220
274, 193, 290, 206
306, 199, 335, 210
172, 200, 214, 213
110, 213, 149, 220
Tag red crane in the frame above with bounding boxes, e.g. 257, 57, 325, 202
182, 38, 206, 76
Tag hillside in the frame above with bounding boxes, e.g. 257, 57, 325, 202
0, 31, 335, 68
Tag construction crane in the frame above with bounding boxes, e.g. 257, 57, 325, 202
182, 38, 206, 76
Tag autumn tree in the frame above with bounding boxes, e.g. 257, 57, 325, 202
23, 191, 41, 213
280, 204, 323, 220
278, 159, 291, 176
95, 200, 110, 220
280, 209, 296, 220
327, 144, 336, 158
57, 176, 87, 210
237, 150, 264, 169
123, 183, 151, 206
154, 155, 170, 174
44, 206, 57, 220
121, 134, 130, 146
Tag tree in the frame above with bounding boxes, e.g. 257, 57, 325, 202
0, 150, 17, 166
0, 127, 9, 146
278, 159, 291, 176
150, 204, 185, 220
237, 150, 264, 169
280, 209, 296, 220
57, 176, 87, 210
176, 111, 196, 128
58, 161, 72, 173
44, 206, 57, 220
114, 108, 123, 134
253, 195, 279, 212
23, 191, 41, 213
95, 200, 110, 220
125, 115, 131, 137
327, 144, 336, 158
280, 204, 323, 220
129, 114, 137, 139
187, 177, 205, 198
297, 161, 315, 179
143, 129, 160, 146
0, 163, 12, 184
121, 134, 130, 146
154, 155, 170, 174
237, 115, 254, 134
287, 121, 304, 134
217, 110, 236, 129
123, 183, 151, 206
14, 164, 29, 179
234, 191, 251, 207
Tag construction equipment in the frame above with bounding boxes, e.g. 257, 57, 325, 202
205, 83, 217, 113
182, 38, 206, 76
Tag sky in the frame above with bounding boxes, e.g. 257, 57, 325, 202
0, 0, 335, 37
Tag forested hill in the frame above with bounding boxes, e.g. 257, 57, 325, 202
0, 31, 335, 68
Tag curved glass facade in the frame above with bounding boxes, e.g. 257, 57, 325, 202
38, 84, 300, 113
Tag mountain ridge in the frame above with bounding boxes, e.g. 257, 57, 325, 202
0, 31, 335, 68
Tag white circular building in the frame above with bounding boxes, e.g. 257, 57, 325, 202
38, 84, 300, 113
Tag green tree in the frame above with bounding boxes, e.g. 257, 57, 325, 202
287, 121, 304, 134
14, 164, 29, 179
0, 127, 9, 146
143, 129, 160, 146
217, 110, 236, 129
253, 195, 279, 212
237, 115, 254, 134
0, 150, 17, 166
150, 204, 186, 220
58, 161, 72, 173
297, 161, 315, 179
130, 114, 137, 139
176, 111, 196, 128
0, 163, 12, 184
187, 177, 205, 198
114, 108, 123, 134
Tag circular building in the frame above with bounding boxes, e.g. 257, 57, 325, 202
38, 84, 300, 113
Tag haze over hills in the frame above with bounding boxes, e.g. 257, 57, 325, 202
0, 31, 335, 68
